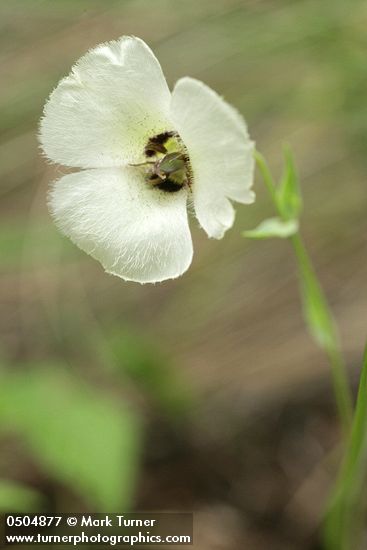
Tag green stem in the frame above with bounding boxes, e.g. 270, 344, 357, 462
255, 151, 353, 433
254, 151, 278, 207
291, 232, 353, 433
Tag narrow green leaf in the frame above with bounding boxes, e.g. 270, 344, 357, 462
291, 234, 353, 432
0, 479, 43, 512
291, 234, 337, 350
0, 367, 141, 511
276, 145, 302, 221
243, 217, 299, 239
324, 345, 367, 550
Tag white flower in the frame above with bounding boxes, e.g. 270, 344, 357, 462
40, 36, 255, 284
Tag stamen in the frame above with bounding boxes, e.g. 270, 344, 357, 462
141, 131, 193, 193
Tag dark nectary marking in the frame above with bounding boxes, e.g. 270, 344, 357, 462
155, 178, 184, 193
145, 131, 176, 157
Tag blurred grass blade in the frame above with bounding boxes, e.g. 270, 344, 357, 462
0, 479, 43, 512
324, 344, 367, 550
276, 145, 302, 221
243, 217, 298, 239
0, 366, 141, 511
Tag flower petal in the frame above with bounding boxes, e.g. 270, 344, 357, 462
170, 77, 255, 239
49, 168, 193, 283
40, 36, 173, 168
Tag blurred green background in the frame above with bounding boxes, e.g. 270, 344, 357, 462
1, 1, 366, 548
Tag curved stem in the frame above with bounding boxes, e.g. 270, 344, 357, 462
255, 151, 353, 433
291, 232, 353, 433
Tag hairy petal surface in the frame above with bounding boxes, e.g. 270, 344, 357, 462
40, 36, 172, 168
49, 168, 193, 283
171, 77, 255, 239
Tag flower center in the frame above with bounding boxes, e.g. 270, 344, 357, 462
143, 131, 192, 193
